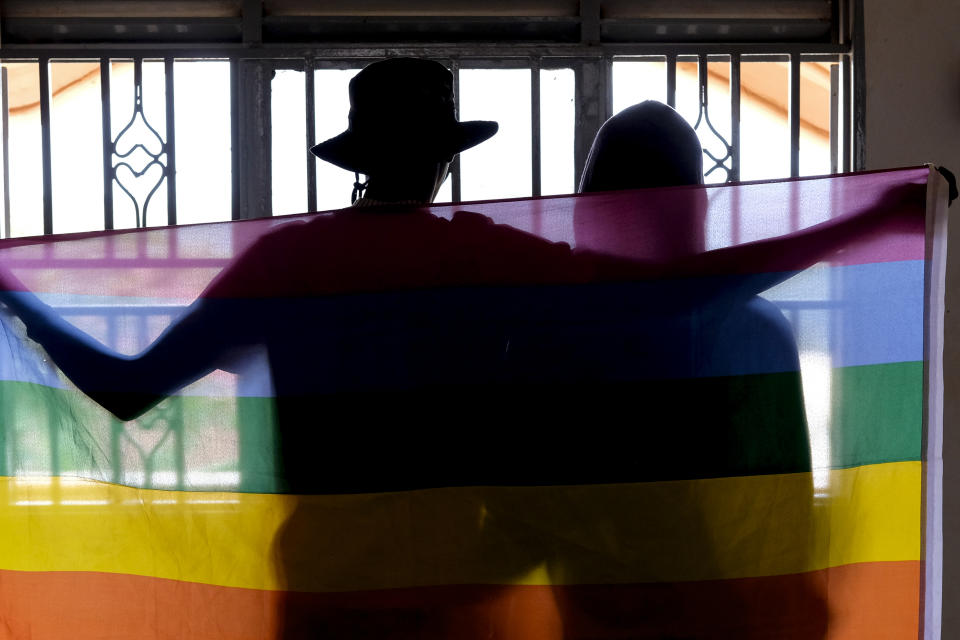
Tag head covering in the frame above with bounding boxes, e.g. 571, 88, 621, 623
310, 58, 498, 175
578, 101, 703, 193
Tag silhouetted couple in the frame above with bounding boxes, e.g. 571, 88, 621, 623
0, 57, 919, 638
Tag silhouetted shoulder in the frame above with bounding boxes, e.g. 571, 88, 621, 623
203, 208, 587, 301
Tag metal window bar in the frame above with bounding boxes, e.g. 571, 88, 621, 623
39, 57, 53, 235
729, 53, 741, 183
694, 54, 734, 182
852, 0, 866, 170
830, 63, 839, 175
531, 57, 542, 199
666, 53, 677, 108
47, 408, 60, 478
728, 53, 742, 245
1, 66, 9, 238
604, 55, 614, 123
304, 57, 317, 212
573, 57, 607, 187
100, 59, 114, 230
165, 57, 178, 226
231, 59, 241, 220
450, 58, 462, 203
790, 54, 801, 178
842, 54, 852, 172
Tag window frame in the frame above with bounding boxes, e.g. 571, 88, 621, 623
0, 0, 863, 232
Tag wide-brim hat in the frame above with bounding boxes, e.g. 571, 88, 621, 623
310, 58, 498, 175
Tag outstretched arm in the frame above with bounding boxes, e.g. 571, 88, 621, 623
0, 222, 293, 422
684, 181, 925, 295
594, 181, 927, 301
0, 284, 236, 421
682, 184, 926, 278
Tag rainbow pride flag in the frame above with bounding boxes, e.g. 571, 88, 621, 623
0, 167, 946, 639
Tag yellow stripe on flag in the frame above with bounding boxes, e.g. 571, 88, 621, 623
0, 461, 920, 592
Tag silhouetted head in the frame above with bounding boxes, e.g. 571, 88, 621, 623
310, 58, 498, 203
574, 101, 707, 258
578, 101, 703, 193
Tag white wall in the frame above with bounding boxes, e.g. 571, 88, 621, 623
864, 0, 960, 635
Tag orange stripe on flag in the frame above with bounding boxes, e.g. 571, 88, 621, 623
0, 561, 919, 639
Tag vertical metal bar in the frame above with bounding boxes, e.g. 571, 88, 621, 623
304, 57, 317, 211
2, 67, 10, 238
830, 63, 839, 174
697, 53, 708, 122
48, 413, 61, 478
729, 54, 742, 244
789, 54, 801, 178
573, 59, 607, 186
580, 0, 601, 44
173, 405, 186, 491
531, 58, 541, 198
838, 0, 849, 44
242, 0, 263, 46
729, 53, 741, 182
604, 55, 613, 123
100, 58, 114, 230
842, 55, 852, 172
39, 57, 54, 235
852, 0, 866, 170
230, 59, 241, 219
830, 0, 841, 43
109, 418, 123, 483
450, 59, 462, 202
134, 58, 143, 224
134, 56, 142, 101
240, 61, 271, 219
164, 57, 177, 226
666, 53, 677, 108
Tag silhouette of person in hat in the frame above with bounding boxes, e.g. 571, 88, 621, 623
0, 58, 510, 422
312, 57, 498, 206
0, 56, 583, 639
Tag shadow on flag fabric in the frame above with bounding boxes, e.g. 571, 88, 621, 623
0, 166, 947, 639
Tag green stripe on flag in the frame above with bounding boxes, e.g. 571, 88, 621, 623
0, 360, 921, 494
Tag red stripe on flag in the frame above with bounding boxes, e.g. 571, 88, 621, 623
0, 561, 919, 639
